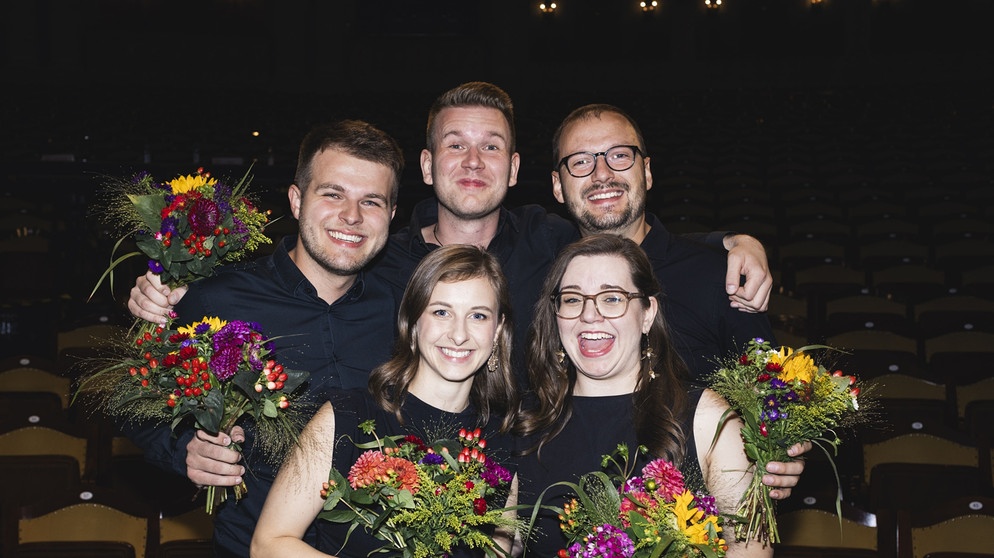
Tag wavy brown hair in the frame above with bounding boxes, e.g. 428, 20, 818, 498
516, 234, 690, 464
368, 245, 517, 432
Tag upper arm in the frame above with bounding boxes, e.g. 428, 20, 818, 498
252, 401, 338, 557
694, 389, 773, 557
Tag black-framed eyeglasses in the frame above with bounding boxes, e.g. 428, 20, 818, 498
556, 145, 643, 178
552, 290, 647, 319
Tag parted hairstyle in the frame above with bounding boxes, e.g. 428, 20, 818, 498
367, 244, 518, 432
551, 103, 647, 170
294, 119, 405, 206
426, 81, 516, 154
516, 234, 690, 464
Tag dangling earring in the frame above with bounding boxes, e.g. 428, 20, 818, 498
641, 334, 657, 380
555, 346, 566, 365
487, 345, 499, 373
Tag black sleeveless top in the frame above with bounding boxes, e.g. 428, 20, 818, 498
514, 388, 705, 557
316, 389, 515, 557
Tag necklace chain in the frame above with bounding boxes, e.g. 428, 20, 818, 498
432, 222, 445, 246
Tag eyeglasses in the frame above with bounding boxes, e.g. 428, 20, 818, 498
552, 290, 646, 319
556, 145, 643, 178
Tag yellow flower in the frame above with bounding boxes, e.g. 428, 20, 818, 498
168, 173, 216, 195
773, 347, 817, 384
177, 316, 227, 335
673, 490, 722, 544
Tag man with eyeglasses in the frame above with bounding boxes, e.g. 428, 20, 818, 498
546, 105, 805, 502
551, 104, 776, 385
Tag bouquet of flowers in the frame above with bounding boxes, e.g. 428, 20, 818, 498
319, 420, 520, 558
90, 167, 271, 305
550, 444, 726, 558
708, 338, 862, 544
78, 316, 309, 512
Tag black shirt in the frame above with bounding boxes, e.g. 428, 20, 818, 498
126, 235, 397, 557
642, 213, 776, 383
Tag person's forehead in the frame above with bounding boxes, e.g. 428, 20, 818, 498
561, 113, 637, 151
435, 106, 511, 137
311, 148, 393, 193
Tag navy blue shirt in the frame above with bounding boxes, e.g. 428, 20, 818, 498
126, 235, 396, 557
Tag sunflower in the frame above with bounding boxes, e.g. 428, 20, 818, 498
168, 173, 217, 195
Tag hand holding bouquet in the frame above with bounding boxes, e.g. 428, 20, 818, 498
709, 338, 863, 544
79, 316, 309, 512
319, 421, 520, 558
551, 444, 727, 558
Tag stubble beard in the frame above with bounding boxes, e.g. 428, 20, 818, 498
566, 180, 644, 234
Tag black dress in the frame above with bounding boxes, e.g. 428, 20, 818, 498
316, 389, 515, 557
515, 389, 705, 557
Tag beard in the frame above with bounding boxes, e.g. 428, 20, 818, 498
297, 222, 382, 277
564, 180, 645, 234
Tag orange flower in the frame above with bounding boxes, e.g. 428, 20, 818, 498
348, 450, 388, 489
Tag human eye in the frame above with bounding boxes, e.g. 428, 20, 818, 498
568, 153, 592, 169
361, 199, 384, 208
608, 148, 633, 162
470, 311, 491, 321
559, 293, 583, 306
432, 309, 450, 318
599, 292, 626, 305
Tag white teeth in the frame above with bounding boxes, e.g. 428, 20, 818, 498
589, 191, 622, 201
440, 347, 471, 358
580, 332, 614, 340
329, 231, 362, 243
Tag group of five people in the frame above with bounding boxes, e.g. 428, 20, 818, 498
125, 81, 807, 557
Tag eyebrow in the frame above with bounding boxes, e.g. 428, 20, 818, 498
441, 129, 508, 144
313, 183, 389, 204
429, 300, 496, 313
558, 283, 627, 292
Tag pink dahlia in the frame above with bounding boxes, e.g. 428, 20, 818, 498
642, 458, 685, 501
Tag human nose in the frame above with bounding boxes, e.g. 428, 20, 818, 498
448, 318, 469, 344
579, 297, 604, 323
589, 154, 615, 182
462, 147, 484, 170
339, 200, 362, 224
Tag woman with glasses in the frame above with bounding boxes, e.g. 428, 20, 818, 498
514, 234, 773, 558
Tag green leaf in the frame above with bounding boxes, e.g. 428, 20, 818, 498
128, 193, 169, 231
317, 509, 356, 523
262, 398, 278, 418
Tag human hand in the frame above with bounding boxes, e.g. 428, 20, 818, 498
723, 234, 772, 313
127, 271, 188, 325
185, 426, 246, 487
762, 441, 812, 500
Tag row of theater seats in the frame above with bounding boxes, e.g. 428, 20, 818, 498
1, 343, 214, 557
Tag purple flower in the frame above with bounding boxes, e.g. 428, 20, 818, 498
188, 198, 220, 236
481, 461, 512, 487
763, 394, 779, 409
148, 259, 164, 274
210, 346, 242, 381
769, 378, 788, 390
569, 524, 635, 558
783, 390, 800, 402
419, 453, 445, 466
194, 322, 213, 335
693, 492, 719, 517
761, 408, 781, 422
160, 216, 179, 236
620, 476, 645, 494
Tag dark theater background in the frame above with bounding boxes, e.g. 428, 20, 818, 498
2, 1, 994, 557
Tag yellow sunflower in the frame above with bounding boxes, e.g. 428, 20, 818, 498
773, 347, 817, 384
168, 173, 217, 195
177, 316, 227, 335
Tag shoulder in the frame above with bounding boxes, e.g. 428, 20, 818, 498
694, 388, 735, 425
